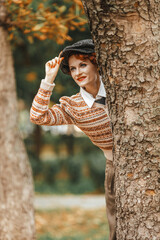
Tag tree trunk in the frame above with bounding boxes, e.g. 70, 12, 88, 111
81, 0, 160, 239
0, 16, 35, 240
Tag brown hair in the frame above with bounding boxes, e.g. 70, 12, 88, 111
73, 53, 97, 65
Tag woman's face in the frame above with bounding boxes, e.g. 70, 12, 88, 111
68, 55, 99, 90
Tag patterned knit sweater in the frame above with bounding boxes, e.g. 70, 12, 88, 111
30, 80, 113, 153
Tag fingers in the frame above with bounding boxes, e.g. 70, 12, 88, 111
58, 51, 64, 64
58, 51, 64, 63
47, 56, 64, 68
59, 56, 64, 64
58, 51, 63, 58
47, 57, 58, 68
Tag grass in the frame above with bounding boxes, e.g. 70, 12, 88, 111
36, 208, 109, 240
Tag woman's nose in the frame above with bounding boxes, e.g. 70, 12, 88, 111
75, 67, 81, 76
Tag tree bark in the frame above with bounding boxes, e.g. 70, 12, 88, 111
81, 0, 160, 239
0, 4, 35, 239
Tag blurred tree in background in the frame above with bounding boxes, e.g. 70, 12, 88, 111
0, 0, 93, 238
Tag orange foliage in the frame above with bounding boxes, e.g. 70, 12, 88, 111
5, 0, 87, 44
26, 72, 37, 82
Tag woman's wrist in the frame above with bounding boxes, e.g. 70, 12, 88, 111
44, 75, 55, 84
41, 79, 55, 91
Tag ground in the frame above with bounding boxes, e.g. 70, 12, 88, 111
35, 194, 109, 240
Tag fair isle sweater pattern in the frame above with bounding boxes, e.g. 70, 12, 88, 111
30, 81, 113, 151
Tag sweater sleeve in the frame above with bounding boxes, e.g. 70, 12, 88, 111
30, 80, 74, 126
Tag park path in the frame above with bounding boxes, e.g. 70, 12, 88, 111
34, 194, 106, 210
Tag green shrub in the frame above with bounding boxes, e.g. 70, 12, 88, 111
29, 153, 43, 177
87, 151, 106, 191
35, 177, 95, 194
42, 160, 60, 184
66, 155, 83, 182
62, 177, 95, 194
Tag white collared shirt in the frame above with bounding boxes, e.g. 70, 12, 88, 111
80, 78, 106, 108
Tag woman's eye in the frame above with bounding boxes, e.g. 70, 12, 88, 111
80, 63, 87, 67
70, 67, 75, 72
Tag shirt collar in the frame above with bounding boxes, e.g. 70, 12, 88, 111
80, 77, 106, 108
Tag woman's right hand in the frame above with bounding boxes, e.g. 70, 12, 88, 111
44, 52, 64, 84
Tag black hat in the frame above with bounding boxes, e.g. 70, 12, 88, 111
60, 39, 95, 75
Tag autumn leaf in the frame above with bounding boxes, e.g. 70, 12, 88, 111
32, 23, 44, 31
58, 6, 67, 13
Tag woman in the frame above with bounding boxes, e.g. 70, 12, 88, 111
30, 39, 116, 240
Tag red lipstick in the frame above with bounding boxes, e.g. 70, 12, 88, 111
77, 76, 86, 81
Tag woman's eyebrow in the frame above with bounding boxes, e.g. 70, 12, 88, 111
79, 60, 87, 65
69, 65, 75, 69
69, 60, 87, 68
